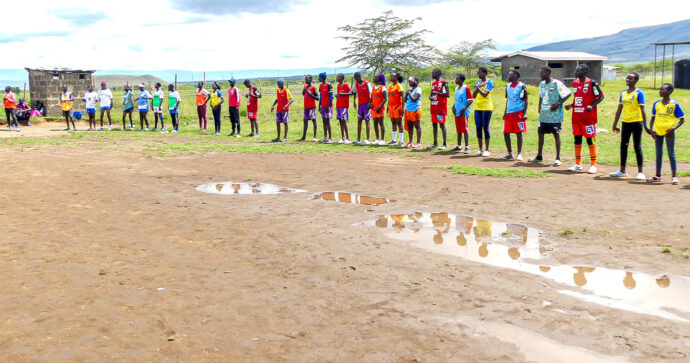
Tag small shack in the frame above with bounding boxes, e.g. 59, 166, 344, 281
490, 51, 607, 85
602, 65, 620, 81
25, 67, 95, 117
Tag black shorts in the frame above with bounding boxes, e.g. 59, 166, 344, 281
62, 110, 72, 118
538, 122, 562, 134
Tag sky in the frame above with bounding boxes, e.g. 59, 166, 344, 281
1, 0, 689, 74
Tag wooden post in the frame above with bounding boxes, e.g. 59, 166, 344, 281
672, 44, 675, 85
23, 83, 26, 99
654, 45, 657, 89
203, 71, 206, 85
175, 73, 177, 89
661, 45, 666, 84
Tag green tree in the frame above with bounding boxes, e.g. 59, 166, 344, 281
337, 10, 437, 75
443, 39, 497, 75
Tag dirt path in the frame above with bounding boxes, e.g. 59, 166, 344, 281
0, 142, 688, 361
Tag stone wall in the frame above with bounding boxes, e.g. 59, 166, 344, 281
28, 70, 94, 117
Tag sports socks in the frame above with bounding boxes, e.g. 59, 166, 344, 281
392, 131, 397, 141
589, 143, 597, 166
575, 144, 583, 165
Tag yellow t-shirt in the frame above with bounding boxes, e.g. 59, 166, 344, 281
473, 80, 494, 111
619, 88, 645, 123
60, 92, 73, 111
652, 99, 685, 136
210, 90, 223, 107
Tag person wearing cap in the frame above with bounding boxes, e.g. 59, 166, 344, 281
270, 79, 293, 142
97, 81, 114, 130
60, 85, 76, 131
136, 83, 152, 131
122, 84, 135, 130
227, 78, 241, 137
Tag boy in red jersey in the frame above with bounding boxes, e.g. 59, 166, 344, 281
299, 74, 319, 141
270, 79, 293, 142
318, 72, 333, 143
565, 64, 604, 173
243, 79, 262, 137
335, 73, 352, 144
353, 72, 372, 144
429, 68, 450, 149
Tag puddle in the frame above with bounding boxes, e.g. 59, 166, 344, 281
196, 182, 306, 195
313, 192, 396, 206
363, 213, 690, 322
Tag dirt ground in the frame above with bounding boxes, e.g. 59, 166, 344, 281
1, 122, 689, 361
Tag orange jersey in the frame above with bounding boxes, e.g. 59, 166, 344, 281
388, 83, 403, 118
371, 85, 386, 118
3, 91, 16, 109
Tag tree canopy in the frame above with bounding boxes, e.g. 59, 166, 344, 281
337, 11, 437, 75
443, 39, 497, 75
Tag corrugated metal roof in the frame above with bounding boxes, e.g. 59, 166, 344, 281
25, 67, 96, 73
491, 51, 608, 62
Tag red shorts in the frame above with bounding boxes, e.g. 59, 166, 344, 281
454, 116, 468, 133
504, 111, 526, 133
431, 113, 446, 124
247, 110, 257, 120
572, 121, 597, 137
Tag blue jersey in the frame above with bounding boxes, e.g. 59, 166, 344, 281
505, 82, 527, 114
138, 90, 150, 110
405, 87, 422, 112
454, 85, 473, 117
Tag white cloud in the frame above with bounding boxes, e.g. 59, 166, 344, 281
1, 0, 687, 74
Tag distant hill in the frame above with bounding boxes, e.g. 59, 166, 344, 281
94, 74, 167, 88
527, 19, 690, 63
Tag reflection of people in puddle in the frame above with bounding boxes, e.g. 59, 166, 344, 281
376, 215, 388, 228
508, 247, 520, 260
433, 229, 444, 244
656, 275, 671, 288
431, 212, 451, 228
539, 266, 551, 272
573, 267, 596, 286
474, 219, 493, 239
456, 233, 467, 246
338, 192, 353, 203
231, 183, 241, 194
623, 271, 636, 289
390, 214, 406, 229
456, 216, 474, 234
215, 183, 224, 192
506, 223, 529, 244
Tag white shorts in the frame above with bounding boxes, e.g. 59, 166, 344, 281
153, 107, 163, 114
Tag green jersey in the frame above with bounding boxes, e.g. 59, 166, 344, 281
123, 91, 134, 109
152, 89, 164, 108
538, 79, 570, 123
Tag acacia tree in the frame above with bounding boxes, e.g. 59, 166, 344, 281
337, 11, 437, 75
443, 39, 497, 75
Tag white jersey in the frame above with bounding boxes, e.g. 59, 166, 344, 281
84, 91, 98, 109
97, 88, 114, 107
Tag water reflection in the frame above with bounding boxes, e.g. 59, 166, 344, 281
364, 212, 690, 322
196, 182, 306, 195
313, 192, 396, 206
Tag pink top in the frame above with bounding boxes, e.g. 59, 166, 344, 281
227, 87, 241, 107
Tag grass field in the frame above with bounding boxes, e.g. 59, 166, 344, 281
5, 77, 690, 167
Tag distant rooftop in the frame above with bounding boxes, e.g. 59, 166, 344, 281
25, 67, 96, 73
491, 51, 608, 62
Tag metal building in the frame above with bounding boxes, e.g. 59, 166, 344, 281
490, 51, 608, 86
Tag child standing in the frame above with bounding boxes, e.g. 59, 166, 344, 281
210, 82, 224, 135
387, 72, 405, 146
318, 72, 333, 143
4, 86, 19, 131
404, 76, 423, 148
648, 83, 685, 185
270, 79, 293, 142
60, 85, 76, 131
227, 78, 241, 137
429, 68, 450, 150
244, 79, 262, 137
167, 84, 181, 132
353, 72, 372, 144
83, 85, 98, 131
610, 72, 648, 179
122, 84, 134, 130
300, 74, 319, 141
97, 81, 114, 130
565, 64, 605, 174
196, 82, 210, 131
453, 73, 474, 153
371, 74, 387, 145
335, 73, 352, 144
152, 82, 165, 132
136, 83, 152, 131
500, 70, 528, 160
529, 67, 571, 166
473, 67, 494, 156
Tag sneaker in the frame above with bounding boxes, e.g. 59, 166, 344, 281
26, 123, 31, 126
427, 144, 438, 150
326, 139, 333, 144
172, 129, 178, 133
229, 132, 235, 136
405, 142, 413, 148
98, 127, 104, 131
344, 139, 352, 144
8, 126, 12, 131
138, 128, 143, 131
144, 128, 149, 131
481, 151, 491, 157
635, 172, 646, 180
296, 138, 306, 142
388, 140, 397, 145
464, 147, 470, 154
500, 153, 513, 160
363, 140, 370, 145
413, 143, 422, 148
672, 177, 680, 185
568, 164, 583, 172
397, 141, 404, 147
528, 157, 543, 163
312, 138, 319, 142
354, 139, 360, 145
15, 126, 20, 131
587, 165, 598, 174
516, 154, 523, 161
338, 139, 344, 144
439, 145, 447, 150
280, 138, 288, 142
63, 128, 70, 131
553, 159, 562, 166
108, 126, 113, 131
272, 138, 280, 142
473, 151, 483, 156
235, 134, 241, 137
609, 170, 627, 177
152, 128, 157, 132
